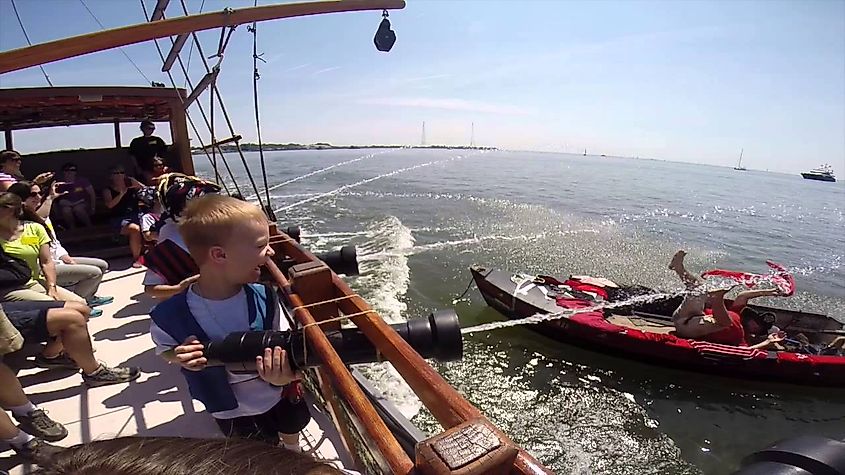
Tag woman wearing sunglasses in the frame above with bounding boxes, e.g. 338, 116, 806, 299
0, 193, 86, 304
102, 167, 145, 267
7, 182, 112, 310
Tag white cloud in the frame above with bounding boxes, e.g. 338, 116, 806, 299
357, 96, 531, 115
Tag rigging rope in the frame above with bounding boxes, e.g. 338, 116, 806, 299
178, 18, 267, 214
139, 0, 234, 195
249, 2, 274, 221
79, 0, 152, 84
10, 0, 53, 86
182, 0, 205, 88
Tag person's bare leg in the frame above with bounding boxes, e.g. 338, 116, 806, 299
707, 288, 733, 329
669, 250, 700, 288
41, 301, 94, 358
0, 363, 31, 408
731, 288, 780, 310
826, 336, 845, 351
64, 300, 92, 318
44, 308, 99, 374
124, 223, 143, 261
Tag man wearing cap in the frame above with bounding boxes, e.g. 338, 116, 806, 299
128, 120, 168, 178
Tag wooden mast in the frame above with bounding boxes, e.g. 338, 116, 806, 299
0, 0, 405, 74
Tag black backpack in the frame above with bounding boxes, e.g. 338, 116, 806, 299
0, 246, 33, 289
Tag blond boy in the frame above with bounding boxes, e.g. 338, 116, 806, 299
149, 194, 310, 449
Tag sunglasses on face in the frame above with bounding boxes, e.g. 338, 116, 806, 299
28, 191, 40, 198
112, 171, 125, 175
65, 168, 77, 172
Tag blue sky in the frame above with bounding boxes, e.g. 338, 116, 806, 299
1, 0, 843, 174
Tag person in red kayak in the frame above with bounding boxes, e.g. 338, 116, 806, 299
669, 250, 784, 347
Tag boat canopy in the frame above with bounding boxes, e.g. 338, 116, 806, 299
0, 86, 185, 131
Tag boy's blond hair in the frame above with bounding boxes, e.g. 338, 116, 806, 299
179, 194, 268, 264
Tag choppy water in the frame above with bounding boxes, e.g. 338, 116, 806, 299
197, 149, 845, 475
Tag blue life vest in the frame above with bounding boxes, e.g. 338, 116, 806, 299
150, 283, 277, 413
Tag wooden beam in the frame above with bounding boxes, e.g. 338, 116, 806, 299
168, 100, 193, 175
150, 0, 170, 22
0, 0, 406, 74
113, 120, 121, 148
162, 33, 189, 72
3, 128, 12, 150
200, 134, 241, 150
182, 69, 219, 109
264, 260, 414, 475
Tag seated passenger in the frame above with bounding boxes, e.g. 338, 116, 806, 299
0, 193, 88, 306
137, 186, 161, 243
102, 167, 144, 267
54, 162, 95, 229
142, 174, 220, 300
8, 182, 112, 308
142, 157, 171, 186
2, 300, 140, 386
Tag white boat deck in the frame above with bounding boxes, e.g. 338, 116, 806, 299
0, 259, 353, 474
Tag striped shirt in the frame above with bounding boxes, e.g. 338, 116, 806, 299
0, 172, 17, 184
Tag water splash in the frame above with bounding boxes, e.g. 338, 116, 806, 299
359, 230, 600, 260
346, 216, 422, 419
461, 291, 680, 334
461, 270, 804, 335
275, 150, 489, 213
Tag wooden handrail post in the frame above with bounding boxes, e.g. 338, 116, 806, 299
264, 259, 414, 474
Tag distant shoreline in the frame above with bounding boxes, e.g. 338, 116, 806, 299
191, 143, 497, 154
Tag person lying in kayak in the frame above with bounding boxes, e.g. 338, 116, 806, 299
669, 250, 785, 348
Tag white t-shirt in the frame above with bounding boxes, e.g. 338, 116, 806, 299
142, 220, 188, 286
140, 212, 160, 234
44, 218, 70, 262
150, 285, 293, 419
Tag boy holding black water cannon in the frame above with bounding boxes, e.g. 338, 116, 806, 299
148, 194, 311, 450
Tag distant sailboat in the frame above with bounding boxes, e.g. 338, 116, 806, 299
583, 148, 587, 156
734, 149, 747, 171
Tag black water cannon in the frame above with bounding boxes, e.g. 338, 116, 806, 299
204, 309, 463, 371
273, 245, 359, 277
315, 245, 358, 276
374, 9, 396, 52
732, 435, 845, 474
280, 225, 301, 243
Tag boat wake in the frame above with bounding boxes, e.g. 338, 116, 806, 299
249, 148, 405, 200
274, 150, 490, 214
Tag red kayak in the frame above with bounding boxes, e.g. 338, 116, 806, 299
470, 265, 845, 387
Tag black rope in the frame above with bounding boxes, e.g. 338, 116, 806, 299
454, 277, 476, 302
249, 9, 274, 221
10, 0, 53, 86
139, 0, 233, 195
79, 0, 151, 84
